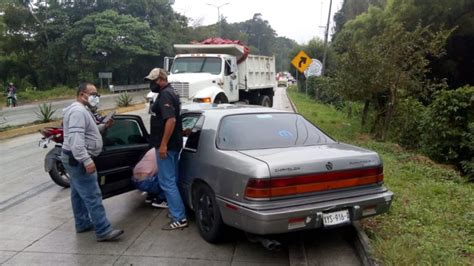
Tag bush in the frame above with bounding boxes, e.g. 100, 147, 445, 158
35, 103, 57, 123
390, 97, 426, 149
421, 86, 474, 177
116, 92, 133, 107
308, 76, 345, 109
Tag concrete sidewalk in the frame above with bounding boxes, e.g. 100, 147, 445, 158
1, 190, 290, 265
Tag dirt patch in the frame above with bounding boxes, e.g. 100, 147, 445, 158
409, 154, 435, 165
356, 133, 371, 143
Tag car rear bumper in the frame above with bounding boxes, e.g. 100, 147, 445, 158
216, 190, 393, 235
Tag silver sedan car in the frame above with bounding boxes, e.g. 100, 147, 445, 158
96, 104, 393, 244
178, 104, 393, 243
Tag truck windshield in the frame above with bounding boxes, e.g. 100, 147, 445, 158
171, 57, 222, 75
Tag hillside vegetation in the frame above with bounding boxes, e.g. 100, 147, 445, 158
289, 89, 473, 265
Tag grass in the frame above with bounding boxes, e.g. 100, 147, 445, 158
288, 89, 474, 265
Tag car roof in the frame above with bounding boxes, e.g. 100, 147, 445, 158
181, 103, 290, 117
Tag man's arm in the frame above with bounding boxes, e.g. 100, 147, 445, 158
67, 111, 94, 168
159, 117, 176, 159
157, 91, 177, 159
97, 119, 113, 135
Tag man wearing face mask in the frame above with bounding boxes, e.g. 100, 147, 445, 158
61, 82, 123, 242
145, 68, 187, 230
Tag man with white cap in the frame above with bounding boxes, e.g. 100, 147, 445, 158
145, 68, 187, 230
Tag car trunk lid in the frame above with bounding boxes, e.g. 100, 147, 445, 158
240, 143, 384, 199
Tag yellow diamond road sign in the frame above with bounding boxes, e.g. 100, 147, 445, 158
291, 50, 313, 73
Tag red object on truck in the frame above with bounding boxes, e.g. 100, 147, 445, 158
195, 38, 250, 64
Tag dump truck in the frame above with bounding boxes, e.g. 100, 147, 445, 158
147, 42, 277, 107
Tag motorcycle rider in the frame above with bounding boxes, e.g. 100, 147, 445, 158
5, 82, 17, 107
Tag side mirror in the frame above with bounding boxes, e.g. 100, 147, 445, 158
230, 59, 238, 73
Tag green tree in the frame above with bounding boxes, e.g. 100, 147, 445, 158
0, 0, 187, 88
334, 6, 453, 139
333, 0, 385, 40
386, 0, 474, 88
274, 37, 298, 72
65, 10, 162, 84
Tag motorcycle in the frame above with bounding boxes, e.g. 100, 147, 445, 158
38, 110, 109, 188
6, 93, 17, 108
39, 127, 70, 188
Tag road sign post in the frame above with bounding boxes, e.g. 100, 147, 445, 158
98, 72, 112, 89
291, 51, 313, 96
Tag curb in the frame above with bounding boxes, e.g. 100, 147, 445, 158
286, 88, 298, 113
0, 103, 146, 141
353, 222, 377, 266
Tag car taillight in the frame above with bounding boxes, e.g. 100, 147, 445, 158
245, 166, 384, 199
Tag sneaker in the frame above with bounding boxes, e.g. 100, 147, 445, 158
162, 218, 188, 230
96, 229, 124, 242
151, 199, 168, 209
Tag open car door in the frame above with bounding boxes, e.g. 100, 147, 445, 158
95, 114, 150, 198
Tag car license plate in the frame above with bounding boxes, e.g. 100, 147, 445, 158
322, 209, 350, 227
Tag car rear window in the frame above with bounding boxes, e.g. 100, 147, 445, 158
217, 113, 335, 150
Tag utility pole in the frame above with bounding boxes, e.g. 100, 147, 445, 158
321, 0, 332, 76
207, 2, 230, 37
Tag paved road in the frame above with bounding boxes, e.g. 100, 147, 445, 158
0, 87, 362, 265
0, 91, 148, 127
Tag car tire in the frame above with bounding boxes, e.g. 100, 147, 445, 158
193, 183, 226, 243
49, 160, 70, 188
259, 95, 272, 107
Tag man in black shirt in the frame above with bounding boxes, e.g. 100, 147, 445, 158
145, 68, 187, 230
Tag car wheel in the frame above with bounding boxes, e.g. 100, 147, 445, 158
214, 94, 229, 104
259, 95, 272, 107
193, 184, 226, 243
49, 160, 70, 188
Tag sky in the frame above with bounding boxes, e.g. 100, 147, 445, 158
171, 0, 344, 44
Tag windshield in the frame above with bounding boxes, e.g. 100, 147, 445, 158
171, 57, 222, 75
217, 113, 335, 150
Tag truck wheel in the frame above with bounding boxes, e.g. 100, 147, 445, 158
49, 160, 70, 188
214, 94, 228, 104
259, 95, 272, 107
193, 183, 226, 243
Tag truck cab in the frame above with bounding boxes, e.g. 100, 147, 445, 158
169, 53, 238, 103
147, 43, 276, 109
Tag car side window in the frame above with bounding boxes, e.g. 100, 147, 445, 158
103, 119, 147, 147
183, 115, 204, 152
182, 115, 200, 130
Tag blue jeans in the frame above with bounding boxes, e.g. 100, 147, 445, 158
61, 152, 112, 238
132, 174, 165, 201
156, 150, 186, 221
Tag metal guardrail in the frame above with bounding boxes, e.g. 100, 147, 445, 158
109, 83, 149, 93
